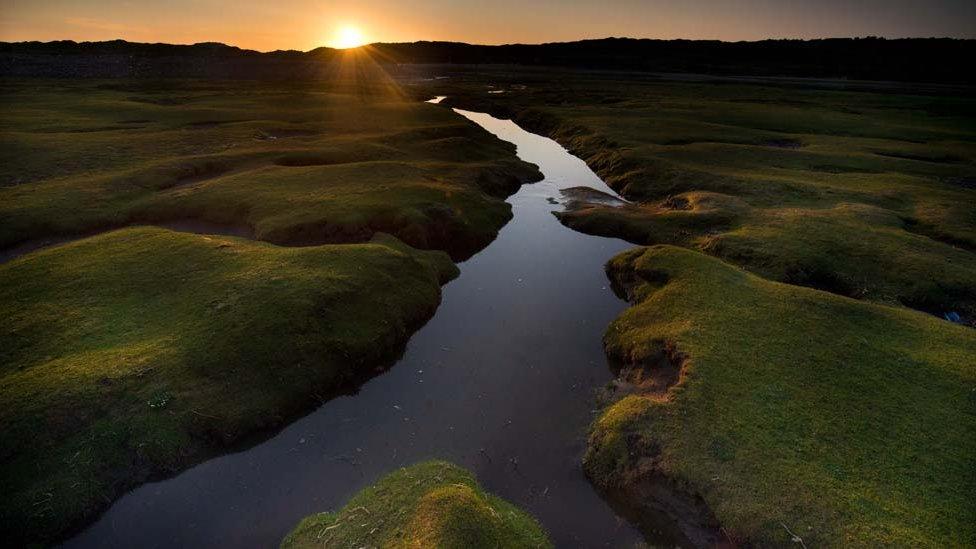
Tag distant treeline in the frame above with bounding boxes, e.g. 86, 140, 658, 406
2, 37, 974, 83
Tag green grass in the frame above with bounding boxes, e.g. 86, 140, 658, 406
435, 72, 976, 546
0, 77, 544, 545
0, 227, 458, 545
281, 461, 551, 548
0, 79, 541, 260
445, 78, 976, 320
587, 245, 976, 547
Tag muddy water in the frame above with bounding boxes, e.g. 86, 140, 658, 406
63, 107, 645, 548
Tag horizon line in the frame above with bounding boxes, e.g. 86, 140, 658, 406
3, 34, 974, 55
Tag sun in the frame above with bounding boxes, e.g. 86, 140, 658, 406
334, 25, 366, 49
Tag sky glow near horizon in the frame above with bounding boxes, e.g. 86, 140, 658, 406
0, 0, 974, 51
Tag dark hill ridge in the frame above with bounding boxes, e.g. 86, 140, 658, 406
2, 37, 975, 83
0, 39, 325, 79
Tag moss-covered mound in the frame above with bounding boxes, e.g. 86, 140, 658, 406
0, 80, 541, 260
445, 78, 976, 322
433, 71, 976, 546
0, 227, 458, 545
281, 461, 551, 549
586, 245, 976, 546
0, 78, 545, 544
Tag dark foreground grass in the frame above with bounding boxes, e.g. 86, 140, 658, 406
0, 79, 541, 260
281, 461, 551, 548
587, 245, 976, 546
0, 227, 458, 545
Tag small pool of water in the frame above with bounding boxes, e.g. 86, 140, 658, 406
64, 106, 644, 548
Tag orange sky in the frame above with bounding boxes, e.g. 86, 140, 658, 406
1, 0, 974, 51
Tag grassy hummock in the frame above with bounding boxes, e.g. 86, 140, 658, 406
587, 245, 976, 546
436, 74, 976, 545
0, 227, 458, 545
0, 79, 541, 260
441, 77, 976, 322
0, 77, 543, 545
281, 461, 551, 548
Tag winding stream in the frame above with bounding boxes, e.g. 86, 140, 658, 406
63, 105, 645, 547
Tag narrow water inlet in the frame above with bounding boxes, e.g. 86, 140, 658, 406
62, 106, 648, 548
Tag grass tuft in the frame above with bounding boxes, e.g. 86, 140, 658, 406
587, 245, 976, 546
0, 227, 459, 545
280, 461, 551, 548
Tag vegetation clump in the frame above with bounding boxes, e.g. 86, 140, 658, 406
0, 79, 541, 261
281, 461, 551, 548
434, 72, 976, 546
443, 77, 976, 322
0, 227, 461, 545
0, 78, 544, 545
588, 245, 976, 546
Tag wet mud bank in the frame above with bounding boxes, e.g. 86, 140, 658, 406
597, 473, 727, 548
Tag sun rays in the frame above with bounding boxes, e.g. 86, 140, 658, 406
333, 25, 366, 49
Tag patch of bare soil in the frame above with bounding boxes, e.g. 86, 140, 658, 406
598, 469, 730, 549
559, 186, 630, 209
608, 340, 686, 398
595, 342, 730, 548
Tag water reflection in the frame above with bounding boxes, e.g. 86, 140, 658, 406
64, 108, 641, 548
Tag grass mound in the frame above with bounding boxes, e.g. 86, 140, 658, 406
0, 79, 542, 260
434, 65, 976, 548
586, 245, 976, 546
0, 227, 457, 545
446, 77, 976, 322
0, 79, 544, 543
281, 461, 551, 548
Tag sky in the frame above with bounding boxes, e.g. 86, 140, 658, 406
1, 0, 974, 51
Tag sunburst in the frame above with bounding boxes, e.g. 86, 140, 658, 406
334, 25, 366, 49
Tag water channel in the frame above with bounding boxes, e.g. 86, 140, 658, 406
64, 102, 645, 548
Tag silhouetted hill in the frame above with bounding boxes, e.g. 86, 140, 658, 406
372, 38, 975, 84
2, 37, 974, 83
0, 39, 326, 79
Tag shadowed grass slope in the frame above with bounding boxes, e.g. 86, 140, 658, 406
0, 227, 458, 545
586, 245, 976, 547
281, 461, 551, 549
0, 79, 541, 260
